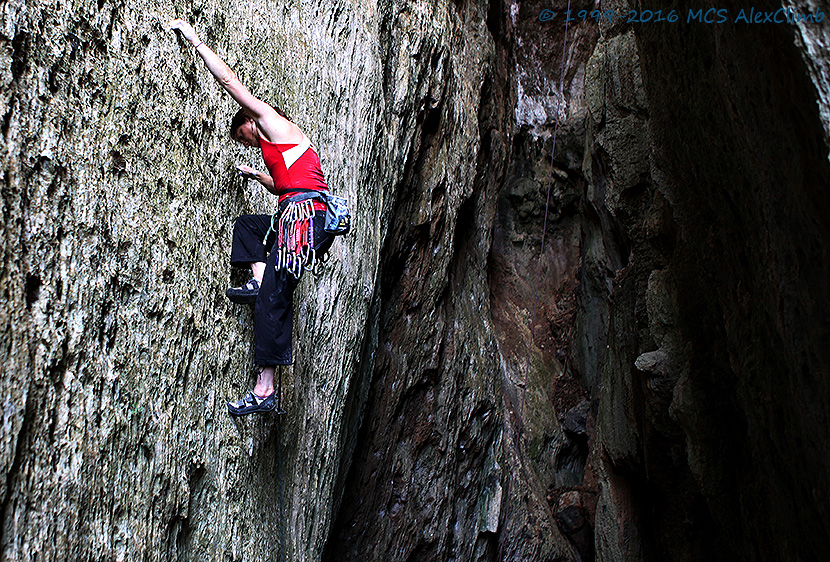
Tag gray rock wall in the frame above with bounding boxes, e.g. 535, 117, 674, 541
2, 0, 551, 560
325, 1, 606, 560
4, 0, 830, 561
0, 1, 382, 560
585, 0, 830, 560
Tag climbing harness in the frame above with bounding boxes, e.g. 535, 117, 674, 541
278, 188, 351, 236
261, 188, 351, 279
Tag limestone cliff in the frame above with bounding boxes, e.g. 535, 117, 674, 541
1, 0, 383, 560
1, 0, 505, 560
3, 0, 830, 561
583, 0, 830, 560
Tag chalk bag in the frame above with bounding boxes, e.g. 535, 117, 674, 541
323, 194, 351, 236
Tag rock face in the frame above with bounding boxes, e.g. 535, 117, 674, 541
2, 0, 830, 561
584, 0, 830, 560
1, 1, 383, 560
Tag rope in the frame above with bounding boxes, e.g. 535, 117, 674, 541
275, 367, 285, 562
499, 4, 571, 560
518, 0, 572, 439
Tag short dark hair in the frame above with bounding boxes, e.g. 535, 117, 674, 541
229, 104, 290, 139
230, 108, 249, 139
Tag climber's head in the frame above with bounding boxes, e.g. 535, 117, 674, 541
229, 105, 291, 148
230, 110, 260, 148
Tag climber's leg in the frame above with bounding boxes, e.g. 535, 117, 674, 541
226, 365, 286, 416
251, 261, 266, 283
252, 211, 333, 365
254, 366, 275, 397
253, 248, 300, 366
228, 214, 273, 304
228, 212, 334, 415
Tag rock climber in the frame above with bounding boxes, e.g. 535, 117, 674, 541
170, 18, 334, 416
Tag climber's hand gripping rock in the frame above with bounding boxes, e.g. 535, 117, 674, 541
169, 19, 200, 47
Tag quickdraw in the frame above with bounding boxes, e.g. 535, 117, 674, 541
268, 199, 317, 279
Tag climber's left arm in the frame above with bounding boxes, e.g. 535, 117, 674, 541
237, 164, 276, 195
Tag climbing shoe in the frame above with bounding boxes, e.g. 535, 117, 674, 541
226, 278, 260, 304
228, 391, 278, 416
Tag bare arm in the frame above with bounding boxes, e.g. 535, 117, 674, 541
169, 19, 302, 144
237, 164, 276, 194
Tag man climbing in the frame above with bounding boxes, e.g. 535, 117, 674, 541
170, 18, 334, 416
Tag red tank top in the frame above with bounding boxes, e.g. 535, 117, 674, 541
260, 134, 328, 211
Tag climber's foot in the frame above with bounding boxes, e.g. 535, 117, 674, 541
228, 391, 278, 416
226, 278, 260, 304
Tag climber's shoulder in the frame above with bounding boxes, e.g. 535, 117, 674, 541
255, 108, 302, 145
225, 79, 302, 143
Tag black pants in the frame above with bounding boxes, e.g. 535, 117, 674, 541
230, 212, 333, 366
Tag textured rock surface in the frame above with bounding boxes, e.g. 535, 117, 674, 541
585, 0, 830, 561
1, 1, 382, 560
2, 0, 569, 560
787, 0, 830, 148
326, 1, 604, 560
3, 0, 830, 561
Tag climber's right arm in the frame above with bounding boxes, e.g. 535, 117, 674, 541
169, 19, 300, 143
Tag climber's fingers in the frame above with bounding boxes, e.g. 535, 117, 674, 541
236, 164, 258, 179
169, 19, 200, 46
